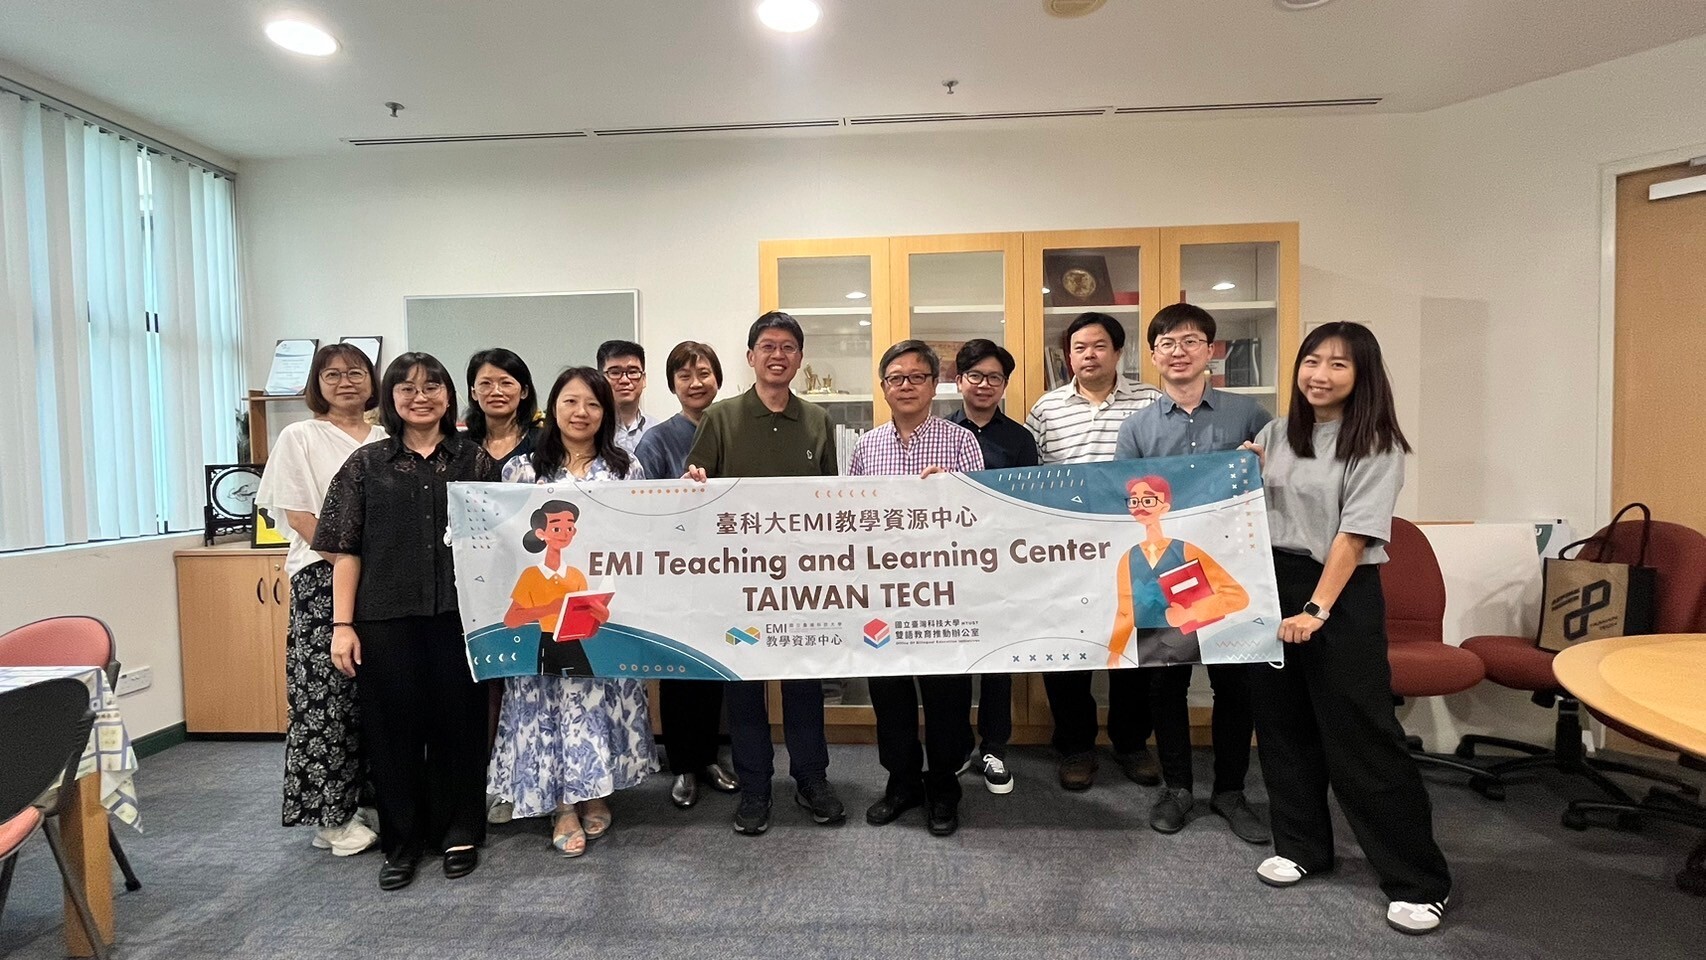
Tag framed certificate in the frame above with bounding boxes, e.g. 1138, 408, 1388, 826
264, 338, 319, 396
341, 336, 383, 368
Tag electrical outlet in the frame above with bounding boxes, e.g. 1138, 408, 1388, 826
115, 666, 152, 696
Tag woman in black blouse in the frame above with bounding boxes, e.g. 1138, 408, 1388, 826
315, 352, 500, 891
463, 347, 540, 466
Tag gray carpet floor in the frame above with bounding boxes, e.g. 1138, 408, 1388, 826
1, 740, 1702, 959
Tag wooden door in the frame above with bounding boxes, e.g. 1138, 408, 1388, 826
1614, 165, 1706, 532
263, 554, 291, 732
177, 553, 284, 733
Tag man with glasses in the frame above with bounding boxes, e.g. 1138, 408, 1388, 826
849, 340, 984, 836
946, 339, 1037, 796
596, 339, 652, 454
685, 312, 845, 836
1113, 302, 1272, 842
1026, 312, 1162, 793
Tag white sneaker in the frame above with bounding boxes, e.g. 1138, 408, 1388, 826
980, 754, 1014, 795
310, 819, 379, 857
1387, 897, 1448, 935
487, 796, 514, 825
355, 806, 379, 831
1256, 855, 1308, 887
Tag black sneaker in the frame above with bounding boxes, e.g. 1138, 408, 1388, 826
1210, 790, 1271, 844
794, 779, 847, 825
1113, 748, 1162, 786
733, 796, 771, 836
1149, 787, 1194, 834
979, 753, 1014, 795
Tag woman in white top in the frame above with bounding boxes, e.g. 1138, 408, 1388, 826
255, 343, 387, 856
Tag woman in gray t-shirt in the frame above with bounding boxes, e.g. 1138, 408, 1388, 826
1246, 322, 1453, 935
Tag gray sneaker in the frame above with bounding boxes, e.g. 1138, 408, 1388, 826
1387, 897, 1448, 935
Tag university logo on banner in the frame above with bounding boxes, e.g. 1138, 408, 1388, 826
447, 453, 1283, 682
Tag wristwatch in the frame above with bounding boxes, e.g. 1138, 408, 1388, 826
1301, 601, 1331, 621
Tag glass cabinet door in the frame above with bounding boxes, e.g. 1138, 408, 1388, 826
1021, 230, 1162, 411
892, 235, 1024, 421
1162, 224, 1300, 415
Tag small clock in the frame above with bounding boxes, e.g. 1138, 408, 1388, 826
204, 463, 262, 543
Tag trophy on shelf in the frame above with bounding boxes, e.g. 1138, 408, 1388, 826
802, 363, 838, 394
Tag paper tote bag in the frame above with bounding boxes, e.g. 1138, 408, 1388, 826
1536, 503, 1658, 652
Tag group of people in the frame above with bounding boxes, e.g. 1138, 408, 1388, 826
254, 304, 1452, 935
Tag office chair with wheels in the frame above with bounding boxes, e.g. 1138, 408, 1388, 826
0, 616, 142, 892
0, 677, 111, 960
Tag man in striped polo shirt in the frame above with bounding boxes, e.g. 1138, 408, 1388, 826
1025, 312, 1163, 791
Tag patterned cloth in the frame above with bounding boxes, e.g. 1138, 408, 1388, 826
0, 666, 140, 829
847, 416, 984, 477
1025, 377, 1161, 465
488, 454, 657, 816
281, 560, 365, 827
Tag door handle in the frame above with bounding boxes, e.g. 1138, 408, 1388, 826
273, 579, 283, 605
256, 578, 265, 604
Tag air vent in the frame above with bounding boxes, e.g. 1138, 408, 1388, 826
346, 131, 589, 146
849, 108, 1109, 127
591, 118, 841, 137
1115, 98, 1381, 115
1045, 0, 1107, 17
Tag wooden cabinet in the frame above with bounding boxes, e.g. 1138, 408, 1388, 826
176, 545, 290, 733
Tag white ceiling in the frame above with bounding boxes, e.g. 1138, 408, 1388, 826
3, 0, 1704, 160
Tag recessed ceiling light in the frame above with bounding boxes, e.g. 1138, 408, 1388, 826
1275, 0, 1335, 10
845, 290, 867, 300
1041, 287, 1051, 295
1212, 281, 1237, 291
265, 19, 339, 56
757, 0, 821, 32
858, 319, 872, 327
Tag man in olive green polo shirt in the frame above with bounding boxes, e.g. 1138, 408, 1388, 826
685, 311, 844, 836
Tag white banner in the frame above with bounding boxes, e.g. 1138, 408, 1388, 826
448, 453, 1283, 681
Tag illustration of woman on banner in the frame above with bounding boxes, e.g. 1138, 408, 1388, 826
1107, 474, 1249, 667
503, 499, 607, 678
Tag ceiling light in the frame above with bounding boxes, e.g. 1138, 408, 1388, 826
858, 319, 872, 327
845, 291, 867, 300
1041, 287, 1051, 295
757, 0, 821, 32
1212, 281, 1237, 291
265, 19, 339, 56
1275, 0, 1335, 9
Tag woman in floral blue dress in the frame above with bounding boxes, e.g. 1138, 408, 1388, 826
490, 367, 658, 857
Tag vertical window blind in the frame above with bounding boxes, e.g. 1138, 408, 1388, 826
0, 95, 241, 551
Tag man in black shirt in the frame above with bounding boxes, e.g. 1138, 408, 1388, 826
945, 339, 1039, 795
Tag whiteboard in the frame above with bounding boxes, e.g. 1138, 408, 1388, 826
403, 290, 639, 387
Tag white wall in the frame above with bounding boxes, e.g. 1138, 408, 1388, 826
0, 535, 200, 736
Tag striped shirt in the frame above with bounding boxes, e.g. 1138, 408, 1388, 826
848, 416, 984, 477
1026, 377, 1162, 465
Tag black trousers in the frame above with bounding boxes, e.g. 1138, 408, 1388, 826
1148, 662, 1255, 793
870, 675, 974, 805
659, 679, 725, 774
726, 679, 830, 801
1042, 668, 1151, 756
355, 613, 488, 859
976, 673, 1012, 758
1252, 551, 1452, 903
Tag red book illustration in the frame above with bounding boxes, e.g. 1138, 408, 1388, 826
553, 589, 616, 642
1157, 559, 1221, 633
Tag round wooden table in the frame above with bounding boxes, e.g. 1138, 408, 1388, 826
1553, 633, 1706, 894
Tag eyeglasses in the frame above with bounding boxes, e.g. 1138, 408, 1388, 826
959, 371, 1007, 387
473, 377, 520, 397
753, 343, 800, 357
1153, 336, 1208, 354
603, 367, 645, 382
882, 373, 933, 388
393, 382, 447, 400
320, 368, 368, 385
1127, 494, 1165, 509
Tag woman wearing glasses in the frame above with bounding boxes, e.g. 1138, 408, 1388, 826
315, 353, 501, 890
255, 343, 386, 857
463, 348, 540, 466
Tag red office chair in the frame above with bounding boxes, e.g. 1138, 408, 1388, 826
1379, 519, 1493, 786
0, 677, 111, 959
1458, 520, 1706, 813
0, 617, 142, 892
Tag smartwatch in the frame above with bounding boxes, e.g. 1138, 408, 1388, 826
1301, 601, 1330, 621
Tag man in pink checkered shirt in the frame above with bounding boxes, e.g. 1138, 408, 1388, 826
849, 339, 983, 837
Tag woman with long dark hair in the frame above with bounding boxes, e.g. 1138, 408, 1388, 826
488, 367, 657, 858
255, 342, 384, 856
1245, 322, 1451, 934
314, 352, 499, 890
463, 347, 540, 465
